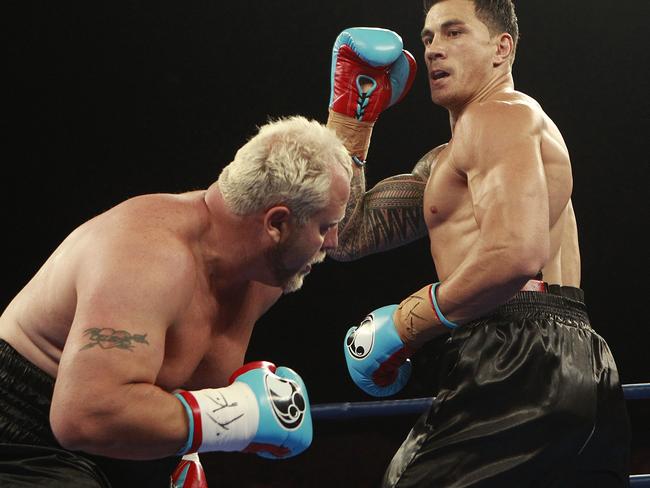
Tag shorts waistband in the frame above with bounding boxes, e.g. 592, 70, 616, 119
519, 279, 585, 302
492, 285, 589, 324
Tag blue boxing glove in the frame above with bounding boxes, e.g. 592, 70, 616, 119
174, 361, 312, 459
344, 305, 414, 397
235, 362, 312, 459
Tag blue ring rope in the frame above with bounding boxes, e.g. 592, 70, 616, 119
311, 383, 649, 420
630, 475, 650, 487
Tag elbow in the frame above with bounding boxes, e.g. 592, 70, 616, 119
326, 248, 357, 262
50, 404, 113, 453
326, 238, 366, 261
51, 408, 93, 451
511, 238, 549, 279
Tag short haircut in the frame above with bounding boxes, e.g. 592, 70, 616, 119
217, 116, 351, 224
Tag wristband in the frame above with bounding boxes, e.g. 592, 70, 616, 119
174, 391, 203, 455
429, 282, 459, 329
351, 155, 366, 168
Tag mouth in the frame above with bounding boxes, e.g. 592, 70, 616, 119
430, 70, 450, 81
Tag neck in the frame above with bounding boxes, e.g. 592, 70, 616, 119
448, 71, 514, 131
201, 183, 264, 290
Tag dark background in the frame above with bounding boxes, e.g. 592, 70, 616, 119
5, 0, 649, 485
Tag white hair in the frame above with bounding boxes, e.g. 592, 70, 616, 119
217, 116, 351, 223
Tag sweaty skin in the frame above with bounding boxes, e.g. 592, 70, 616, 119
0, 165, 349, 459
329, 0, 580, 345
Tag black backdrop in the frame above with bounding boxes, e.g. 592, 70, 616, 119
5, 0, 650, 484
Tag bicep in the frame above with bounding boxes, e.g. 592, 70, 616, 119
56, 244, 192, 398
472, 145, 547, 222
464, 115, 549, 241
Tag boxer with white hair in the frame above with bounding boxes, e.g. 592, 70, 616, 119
0, 116, 351, 487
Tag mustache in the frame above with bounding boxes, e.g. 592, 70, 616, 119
310, 251, 326, 265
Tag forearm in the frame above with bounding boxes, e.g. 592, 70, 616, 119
438, 245, 540, 322
394, 240, 545, 347
52, 382, 187, 460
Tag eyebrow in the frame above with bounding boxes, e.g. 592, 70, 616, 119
421, 19, 467, 37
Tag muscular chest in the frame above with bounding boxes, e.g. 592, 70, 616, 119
423, 147, 471, 230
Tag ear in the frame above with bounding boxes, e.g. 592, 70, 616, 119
493, 33, 514, 67
263, 206, 292, 244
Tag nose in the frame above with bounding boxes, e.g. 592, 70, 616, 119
322, 226, 339, 251
425, 38, 446, 62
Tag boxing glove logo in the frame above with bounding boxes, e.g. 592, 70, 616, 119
264, 374, 306, 430
346, 315, 375, 360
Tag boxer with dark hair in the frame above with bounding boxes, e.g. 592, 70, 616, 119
327, 0, 630, 485
0, 116, 351, 487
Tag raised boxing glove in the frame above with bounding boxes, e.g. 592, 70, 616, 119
174, 361, 312, 459
330, 27, 417, 123
344, 305, 414, 397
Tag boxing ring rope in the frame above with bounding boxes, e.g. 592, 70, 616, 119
312, 383, 650, 487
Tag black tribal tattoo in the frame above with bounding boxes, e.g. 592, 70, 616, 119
328, 147, 441, 261
80, 328, 149, 351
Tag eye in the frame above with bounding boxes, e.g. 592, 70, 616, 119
448, 30, 462, 38
422, 36, 432, 46
320, 223, 338, 236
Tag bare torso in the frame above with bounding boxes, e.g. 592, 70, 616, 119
423, 91, 580, 287
0, 192, 281, 390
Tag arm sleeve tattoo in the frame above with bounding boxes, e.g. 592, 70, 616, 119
328, 146, 442, 261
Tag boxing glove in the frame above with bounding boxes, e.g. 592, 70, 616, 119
328, 27, 417, 164
174, 361, 312, 459
330, 27, 417, 123
170, 453, 208, 488
344, 305, 414, 397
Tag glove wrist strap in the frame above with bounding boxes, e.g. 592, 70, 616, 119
327, 109, 374, 164
175, 384, 260, 454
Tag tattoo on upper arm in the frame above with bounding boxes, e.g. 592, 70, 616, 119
332, 176, 428, 259
80, 328, 150, 351
330, 147, 443, 260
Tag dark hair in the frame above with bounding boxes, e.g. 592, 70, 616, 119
424, 0, 519, 56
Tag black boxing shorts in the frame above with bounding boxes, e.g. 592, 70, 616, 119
0, 339, 111, 486
383, 288, 631, 487
0, 339, 179, 487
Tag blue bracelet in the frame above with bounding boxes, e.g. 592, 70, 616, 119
430, 282, 459, 329
352, 155, 366, 167
174, 392, 195, 455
